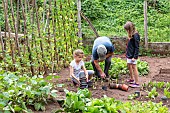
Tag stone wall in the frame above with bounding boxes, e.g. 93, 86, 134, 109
148, 42, 170, 55
83, 37, 170, 55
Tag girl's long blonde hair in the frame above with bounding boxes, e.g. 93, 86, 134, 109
124, 21, 137, 38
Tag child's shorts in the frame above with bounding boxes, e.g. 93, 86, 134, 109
127, 58, 137, 65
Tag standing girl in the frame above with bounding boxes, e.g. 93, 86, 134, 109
70, 49, 94, 86
124, 21, 140, 88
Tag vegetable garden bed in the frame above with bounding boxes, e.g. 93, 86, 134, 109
48, 55, 170, 113
1, 55, 170, 113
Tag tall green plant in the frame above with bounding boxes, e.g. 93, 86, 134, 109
0, 0, 80, 75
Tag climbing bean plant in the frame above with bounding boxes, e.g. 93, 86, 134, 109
0, 0, 80, 75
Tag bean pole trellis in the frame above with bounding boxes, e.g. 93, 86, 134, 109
0, 0, 81, 76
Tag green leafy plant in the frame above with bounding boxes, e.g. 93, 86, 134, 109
109, 58, 128, 78
147, 87, 159, 99
146, 81, 166, 89
63, 89, 91, 113
0, 71, 58, 112
142, 83, 147, 89
164, 88, 170, 98
60, 89, 169, 113
85, 58, 149, 79
85, 62, 93, 70
137, 59, 149, 76
128, 94, 138, 100
156, 82, 165, 89
166, 82, 170, 89
147, 81, 154, 88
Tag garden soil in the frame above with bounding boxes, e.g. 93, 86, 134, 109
34, 55, 170, 113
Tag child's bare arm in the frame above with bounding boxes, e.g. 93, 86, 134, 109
70, 66, 80, 83
69, 66, 74, 77
82, 65, 88, 81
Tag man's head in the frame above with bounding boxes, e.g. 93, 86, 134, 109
97, 45, 107, 61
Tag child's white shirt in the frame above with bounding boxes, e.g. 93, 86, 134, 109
70, 59, 84, 78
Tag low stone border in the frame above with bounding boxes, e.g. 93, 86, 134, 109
83, 37, 170, 55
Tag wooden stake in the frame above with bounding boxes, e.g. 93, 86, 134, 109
144, 0, 148, 49
80, 11, 100, 38
52, 1, 57, 73
35, 0, 47, 75
20, 0, 34, 75
10, 0, 21, 56
2, 0, 16, 71
77, 0, 82, 41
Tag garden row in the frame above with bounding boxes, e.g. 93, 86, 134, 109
55, 88, 169, 113
85, 58, 149, 79
127, 81, 170, 100
0, 69, 58, 112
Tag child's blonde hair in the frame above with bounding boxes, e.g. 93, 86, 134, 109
73, 49, 84, 56
124, 21, 136, 38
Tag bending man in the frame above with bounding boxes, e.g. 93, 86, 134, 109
91, 36, 115, 78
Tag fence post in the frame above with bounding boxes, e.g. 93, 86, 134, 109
77, 0, 82, 42
144, 0, 148, 49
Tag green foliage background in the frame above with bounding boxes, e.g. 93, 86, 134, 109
0, 0, 4, 28
0, 0, 80, 75
81, 0, 170, 42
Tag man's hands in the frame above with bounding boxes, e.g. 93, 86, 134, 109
94, 60, 106, 79
101, 72, 106, 78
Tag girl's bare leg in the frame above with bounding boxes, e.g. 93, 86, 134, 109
132, 64, 139, 84
128, 64, 134, 80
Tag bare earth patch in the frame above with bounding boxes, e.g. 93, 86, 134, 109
34, 55, 170, 112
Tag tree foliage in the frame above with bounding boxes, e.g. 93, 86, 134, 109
82, 0, 170, 42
